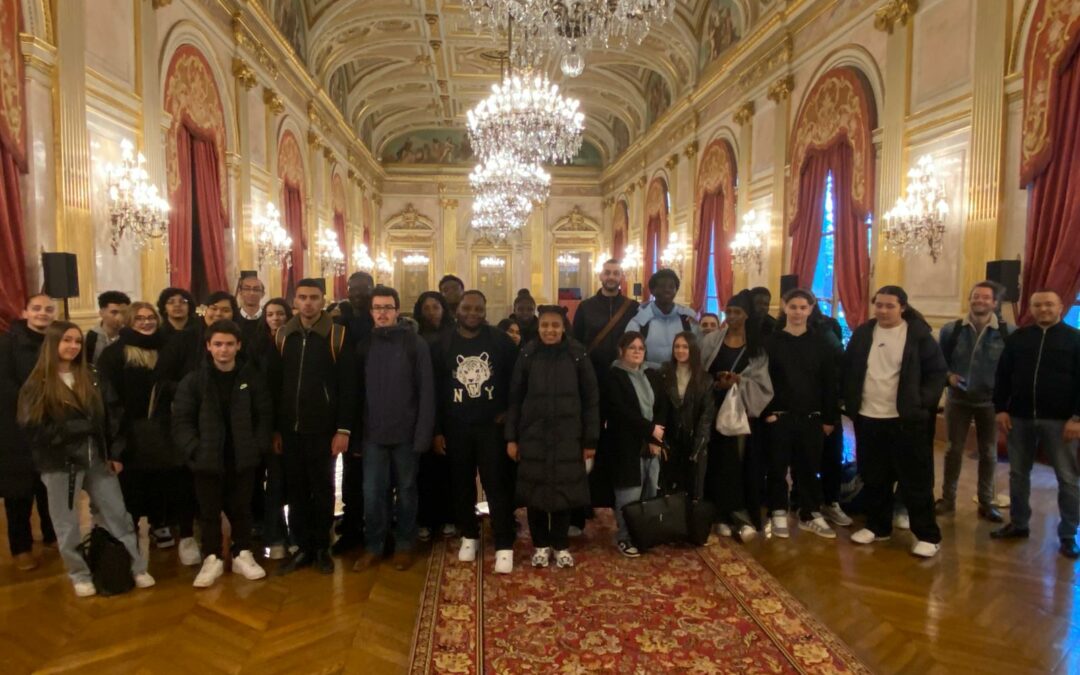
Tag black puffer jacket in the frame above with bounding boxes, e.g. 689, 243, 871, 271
97, 329, 184, 469
843, 318, 947, 421
602, 366, 666, 489
506, 337, 600, 512
659, 368, 715, 466
0, 321, 45, 497
18, 372, 123, 474
172, 358, 273, 474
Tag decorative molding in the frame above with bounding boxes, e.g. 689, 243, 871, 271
232, 57, 257, 90
387, 203, 434, 231
767, 75, 795, 103
873, 0, 920, 34
665, 154, 679, 171
553, 206, 600, 234
734, 102, 756, 126
152, 0, 173, 8
323, 147, 334, 161
440, 198, 459, 209
637, 175, 647, 188
737, 33, 793, 92
231, 12, 278, 80
307, 129, 323, 149
429, 40, 442, 52
425, 13, 439, 26
627, 183, 636, 194
684, 141, 699, 159
262, 87, 283, 114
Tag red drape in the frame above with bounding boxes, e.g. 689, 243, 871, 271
333, 210, 347, 300
1021, 37, 1080, 322
282, 183, 305, 296
643, 214, 661, 301
691, 188, 731, 312
0, 146, 27, 331
613, 229, 625, 261
169, 126, 229, 293
789, 148, 834, 289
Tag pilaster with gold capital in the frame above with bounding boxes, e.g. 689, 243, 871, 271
874, 14, 913, 288
137, 0, 169, 297
18, 37, 57, 291
770, 78, 793, 290
440, 190, 460, 281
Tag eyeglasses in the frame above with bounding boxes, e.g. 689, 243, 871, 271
624, 345, 645, 352
133, 316, 158, 324
371, 305, 397, 313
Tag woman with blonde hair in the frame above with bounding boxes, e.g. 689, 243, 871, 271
18, 321, 154, 597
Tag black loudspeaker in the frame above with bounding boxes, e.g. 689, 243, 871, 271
986, 260, 1021, 302
632, 282, 643, 297
41, 252, 79, 298
780, 274, 799, 296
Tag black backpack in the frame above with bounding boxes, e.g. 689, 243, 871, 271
78, 526, 134, 596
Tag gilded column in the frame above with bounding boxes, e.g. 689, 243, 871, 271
233, 58, 257, 272
768, 76, 794, 285
734, 101, 755, 292
306, 131, 323, 284
440, 192, 459, 283
54, 0, 95, 317
963, 0, 1008, 296
18, 36, 58, 282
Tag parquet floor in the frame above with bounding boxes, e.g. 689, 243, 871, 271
1, 444, 1077, 674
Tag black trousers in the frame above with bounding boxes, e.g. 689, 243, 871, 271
527, 508, 570, 550
706, 432, 763, 528
767, 414, 824, 521
338, 451, 364, 539
448, 422, 516, 550
418, 449, 453, 530
854, 416, 941, 543
4, 478, 55, 555
282, 431, 335, 552
821, 425, 844, 504
193, 468, 256, 557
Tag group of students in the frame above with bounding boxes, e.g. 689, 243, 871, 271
2, 258, 1079, 598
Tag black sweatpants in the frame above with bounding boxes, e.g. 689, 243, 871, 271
193, 468, 256, 557
448, 422, 516, 550
821, 425, 844, 504
418, 450, 453, 531
282, 431, 335, 552
338, 450, 364, 540
4, 478, 55, 555
527, 508, 570, 550
706, 432, 763, 528
767, 414, 825, 521
854, 416, 941, 543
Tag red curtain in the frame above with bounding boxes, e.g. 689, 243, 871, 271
789, 147, 833, 289
169, 126, 229, 293
282, 183, 305, 296
1021, 38, 1080, 322
0, 146, 27, 331
333, 209, 347, 300
691, 188, 731, 312
613, 228, 625, 261
643, 214, 661, 301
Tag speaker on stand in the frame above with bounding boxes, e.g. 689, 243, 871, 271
41, 252, 80, 321
986, 259, 1021, 325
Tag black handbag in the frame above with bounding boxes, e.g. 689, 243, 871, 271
621, 492, 689, 551
687, 499, 717, 546
78, 526, 134, 596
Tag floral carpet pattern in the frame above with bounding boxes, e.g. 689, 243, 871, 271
410, 511, 870, 674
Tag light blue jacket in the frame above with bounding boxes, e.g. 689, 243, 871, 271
626, 301, 699, 368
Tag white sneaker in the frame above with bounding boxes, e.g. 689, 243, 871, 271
134, 572, 156, 588
458, 537, 479, 562
716, 523, 732, 537
771, 512, 789, 539
554, 549, 574, 568
268, 544, 287, 560
851, 528, 890, 545
494, 549, 513, 574
737, 525, 757, 542
911, 540, 941, 558
798, 516, 837, 539
417, 527, 432, 542
441, 523, 458, 537
531, 547, 551, 568
232, 550, 266, 580
821, 502, 853, 527
178, 537, 202, 566
893, 513, 911, 530
193, 555, 224, 588
73, 581, 96, 597
568, 526, 584, 537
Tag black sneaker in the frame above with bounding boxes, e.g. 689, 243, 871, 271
315, 549, 335, 575
990, 523, 1030, 539
275, 549, 313, 576
978, 504, 1004, 523
934, 499, 955, 516
617, 540, 641, 558
1062, 538, 1080, 559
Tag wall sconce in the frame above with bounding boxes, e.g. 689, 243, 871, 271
731, 209, 768, 274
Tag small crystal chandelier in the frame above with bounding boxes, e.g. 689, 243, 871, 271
480, 256, 506, 269
594, 250, 611, 274
254, 202, 292, 269
315, 229, 346, 277
471, 188, 534, 241
882, 155, 950, 263
621, 243, 643, 275
731, 209, 768, 274
470, 153, 551, 205
659, 232, 689, 275
353, 242, 375, 272
105, 138, 170, 256
557, 253, 581, 270
403, 252, 430, 268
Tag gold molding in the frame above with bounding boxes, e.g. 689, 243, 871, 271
231, 12, 279, 81
151, 0, 173, 7
767, 75, 795, 103
873, 0, 920, 34
627, 183, 636, 195
664, 153, 679, 171
637, 175, 647, 188
262, 87, 283, 114
734, 101, 756, 126
683, 141, 699, 159
307, 129, 323, 149
232, 57, 257, 90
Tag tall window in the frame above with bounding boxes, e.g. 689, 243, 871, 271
705, 221, 720, 315
1067, 292, 1080, 328
811, 172, 870, 344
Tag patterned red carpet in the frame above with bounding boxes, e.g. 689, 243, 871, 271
410, 511, 870, 674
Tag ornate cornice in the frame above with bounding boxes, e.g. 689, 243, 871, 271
734, 102, 756, 126
874, 0, 919, 34
231, 12, 278, 80
767, 75, 795, 103
307, 129, 323, 149
152, 0, 173, 8
627, 182, 637, 195
232, 57, 257, 90
262, 87, 283, 114
637, 175, 647, 188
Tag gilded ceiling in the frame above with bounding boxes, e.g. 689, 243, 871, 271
262, 0, 770, 167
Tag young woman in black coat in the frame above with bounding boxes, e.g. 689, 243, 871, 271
604, 331, 667, 558
658, 332, 715, 499
506, 305, 599, 569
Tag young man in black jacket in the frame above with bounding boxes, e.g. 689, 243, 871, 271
431, 290, 519, 573
843, 286, 947, 558
173, 320, 273, 587
763, 289, 839, 540
991, 290, 1080, 558
270, 279, 357, 575
352, 286, 435, 573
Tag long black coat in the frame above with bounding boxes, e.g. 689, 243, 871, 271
602, 366, 666, 490
506, 337, 600, 512
0, 321, 45, 497
843, 318, 947, 421
658, 369, 715, 496
172, 358, 273, 474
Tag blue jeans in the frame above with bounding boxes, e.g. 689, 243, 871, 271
1008, 418, 1080, 538
613, 456, 660, 543
362, 442, 419, 555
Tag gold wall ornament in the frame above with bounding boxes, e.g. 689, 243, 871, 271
873, 0, 919, 34
347, 168, 356, 180
373, 195, 383, 207
232, 57, 257, 90
683, 141, 699, 159
637, 175, 647, 188
429, 40, 442, 52
152, 0, 173, 8
737, 33, 793, 92
262, 87, 284, 114
627, 182, 636, 194
231, 12, 278, 80
307, 101, 318, 125
425, 14, 439, 26
323, 147, 333, 161
665, 154, 679, 171
767, 75, 795, 103
307, 129, 323, 149
734, 102, 756, 126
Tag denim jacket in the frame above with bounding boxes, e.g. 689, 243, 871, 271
939, 313, 1009, 406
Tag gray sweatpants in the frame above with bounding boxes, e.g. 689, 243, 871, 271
41, 459, 147, 584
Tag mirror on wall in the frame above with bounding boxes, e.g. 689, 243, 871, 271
393, 249, 432, 313
474, 253, 510, 321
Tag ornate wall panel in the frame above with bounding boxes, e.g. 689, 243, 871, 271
696, 138, 738, 236
331, 171, 346, 214
277, 129, 304, 191
0, 0, 26, 167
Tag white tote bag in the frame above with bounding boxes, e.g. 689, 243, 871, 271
715, 381, 751, 436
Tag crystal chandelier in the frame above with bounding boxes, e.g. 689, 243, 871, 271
594, 250, 611, 274
622, 243, 643, 274
470, 153, 551, 205
480, 256, 506, 269
315, 229, 346, 277
403, 252, 430, 268
353, 242, 375, 272
105, 139, 170, 255
471, 188, 535, 241
254, 202, 292, 269
557, 253, 581, 270
882, 155, 950, 263
731, 209, 768, 274
659, 232, 689, 274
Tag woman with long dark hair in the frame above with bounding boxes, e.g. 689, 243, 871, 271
511, 291, 539, 345
496, 317, 523, 347
659, 331, 715, 498
17, 322, 155, 597
414, 291, 454, 344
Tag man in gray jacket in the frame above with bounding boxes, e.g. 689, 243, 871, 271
352, 286, 435, 573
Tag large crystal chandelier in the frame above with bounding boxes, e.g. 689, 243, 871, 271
731, 209, 768, 274
471, 188, 535, 241
315, 229, 346, 277
469, 153, 551, 205
254, 202, 292, 269
105, 139, 170, 255
882, 155, 949, 263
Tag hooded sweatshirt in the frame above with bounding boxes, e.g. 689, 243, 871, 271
625, 301, 699, 368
